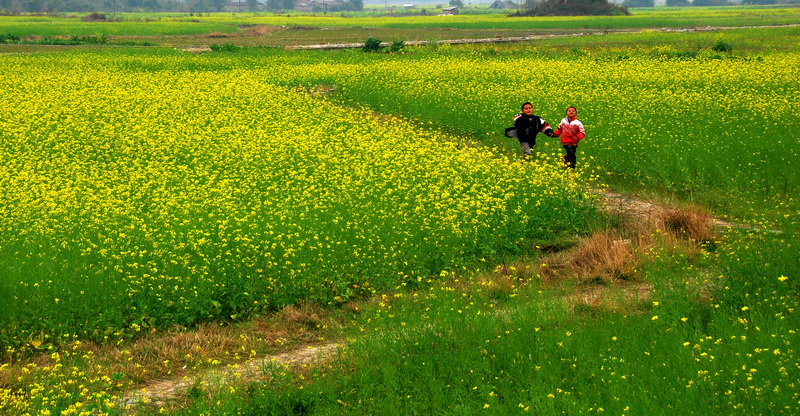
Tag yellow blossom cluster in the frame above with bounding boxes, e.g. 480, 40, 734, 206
0, 51, 595, 354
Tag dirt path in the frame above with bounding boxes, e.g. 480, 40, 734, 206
598, 189, 781, 234
282, 23, 800, 50
120, 188, 774, 411
121, 343, 341, 410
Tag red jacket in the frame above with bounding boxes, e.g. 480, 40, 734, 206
554, 117, 585, 146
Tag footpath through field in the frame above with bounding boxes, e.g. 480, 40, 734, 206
120, 186, 775, 412
282, 23, 800, 50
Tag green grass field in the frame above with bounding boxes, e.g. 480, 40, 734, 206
1, 5, 799, 41
0, 7, 798, 415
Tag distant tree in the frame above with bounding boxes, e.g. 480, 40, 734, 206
266, 0, 293, 10
665, 0, 689, 6
329, 0, 363, 11
247, 0, 258, 10
188, 0, 212, 11
515, 0, 629, 16
624, 0, 653, 6
692, 0, 731, 5
449, 0, 464, 6
23, 0, 48, 11
144, 0, 160, 11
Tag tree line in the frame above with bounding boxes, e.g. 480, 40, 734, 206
0, 0, 363, 13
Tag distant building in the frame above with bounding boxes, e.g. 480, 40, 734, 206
403, 3, 415, 8
442, 5, 458, 13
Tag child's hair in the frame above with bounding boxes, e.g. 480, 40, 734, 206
521, 102, 532, 110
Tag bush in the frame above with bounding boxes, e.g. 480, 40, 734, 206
81, 12, 108, 22
692, 0, 733, 5
362, 37, 384, 53
72, 34, 107, 44
624, 0, 654, 7
514, 0, 629, 16
210, 43, 242, 52
389, 40, 405, 53
0, 34, 20, 44
711, 40, 732, 53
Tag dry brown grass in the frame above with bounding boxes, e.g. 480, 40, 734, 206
655, 204, 717, 243
571, 231, 638, 282
278, 302, 323, 330
241, 25, 281, 36
1, 303, 336, 393
206, 32, 234, 38
535, 199, 718, 288
538, 231, 638, 284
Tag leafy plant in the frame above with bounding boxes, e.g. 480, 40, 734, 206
711, 39, 733, 53
0, 34, 20, 43
210, 43, 242, 52
362, 37, 384, 53
389, 40, 405, 53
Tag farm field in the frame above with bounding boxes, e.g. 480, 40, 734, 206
1, 6, 799, 47
1, 7, 799, 416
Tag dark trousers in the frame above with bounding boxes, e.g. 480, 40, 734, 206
563, 145, 578, 169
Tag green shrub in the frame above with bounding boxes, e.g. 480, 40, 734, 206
0, 34, 20, 44
514, 0, 630, 16
389, 40, 405, 53
210, 43, 242, 52
711, 40, 733, 53
362, 37, 384, 53
81, 12, 109, 22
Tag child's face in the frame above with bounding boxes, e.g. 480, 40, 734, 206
566, 107, 577, 118
522, 104, 533, 116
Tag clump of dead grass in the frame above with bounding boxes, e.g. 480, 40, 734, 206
278, 302, 323, 330
537, 201, 717, 286
655, 204, 717, 243
565, 231, 638, 283
241, 25, 280, 36
535, 231, 640, 285
206, 32, 234, 38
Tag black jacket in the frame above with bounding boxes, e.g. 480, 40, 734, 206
513, 113, 552, 144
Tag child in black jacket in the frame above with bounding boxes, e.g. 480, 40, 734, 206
509, 102, 555, 158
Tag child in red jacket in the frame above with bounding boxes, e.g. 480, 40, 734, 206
554, 106, 586, 169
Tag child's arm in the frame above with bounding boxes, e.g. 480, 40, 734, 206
553, 122, 563, 137
576, 120, 586, 141
540, 120, 555, 137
